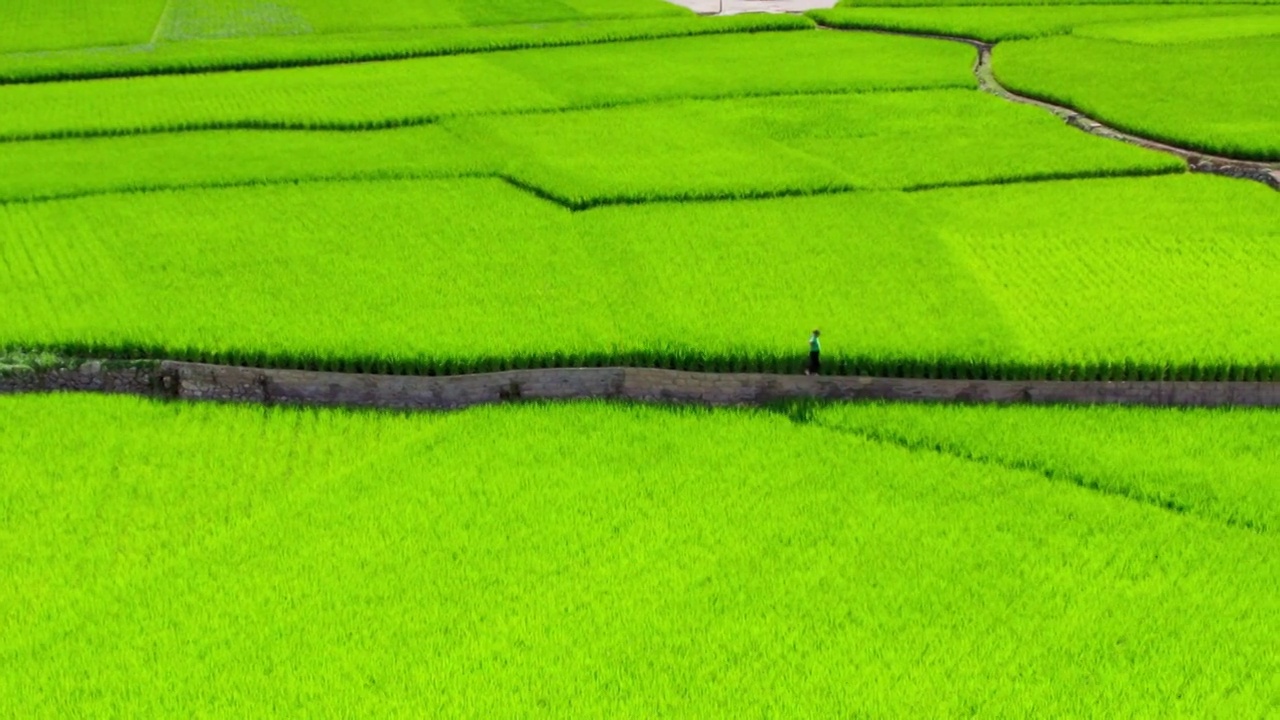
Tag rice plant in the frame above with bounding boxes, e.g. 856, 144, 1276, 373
0, 0, 165, 54
0, 15, 810, 84
995, 35, 1280, 161
810, 5, 1280, 43
1, 174, 1275, 379
0, 87, 1184, 206
0, 0, 689, 56
0, 30, 973, 142
815, 401, 1280, 532
1, 394, 1276, 715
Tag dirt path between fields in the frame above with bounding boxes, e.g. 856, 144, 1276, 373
814, 23, 1280, 191
3, 361, 1279, 409
666, 0, 837, 14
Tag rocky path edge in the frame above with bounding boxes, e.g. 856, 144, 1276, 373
815, 23, 1280, 192
3, 361, 1278, 410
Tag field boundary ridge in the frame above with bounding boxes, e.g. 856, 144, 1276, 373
3, 361, 1279, 409
813, 22, 1280, 191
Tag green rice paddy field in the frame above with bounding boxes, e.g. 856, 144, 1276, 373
2, 0, 1277, 714
2, 394, 1278, 715
814, 2, 1280, 159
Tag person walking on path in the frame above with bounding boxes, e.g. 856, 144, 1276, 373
806, 329, 821, 376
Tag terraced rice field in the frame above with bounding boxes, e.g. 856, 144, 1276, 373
1, 16, 1274, 378
0, 15, 807, 83
995, 34, 1280, 159
4, 175, 1277, 379
0, 30, 972, 141
811, 5, 1279, 42
814, 1, 1280, 159
2, 0, 1277, 714
0, 0, 688, 54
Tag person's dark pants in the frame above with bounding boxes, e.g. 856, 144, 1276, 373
808, 351, 820, 375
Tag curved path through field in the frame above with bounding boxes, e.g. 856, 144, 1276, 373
3, 361, 1279, 409
815, 22, 1280, 191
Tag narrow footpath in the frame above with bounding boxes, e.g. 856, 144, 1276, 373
4, 361, 1278, 410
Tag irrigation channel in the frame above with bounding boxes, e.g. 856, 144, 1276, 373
667, 0, 1280, 191
3, 361, 1279, 410
828, 24, 1280, 192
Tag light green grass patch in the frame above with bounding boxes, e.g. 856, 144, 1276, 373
1, 394, 1277, 715
995, 35, 1280, 160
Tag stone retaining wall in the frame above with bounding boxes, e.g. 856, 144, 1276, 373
0, 361, 162, 396
4, 361, 1279, 409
